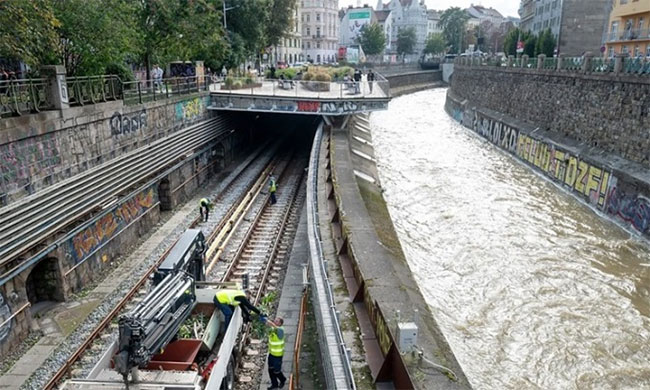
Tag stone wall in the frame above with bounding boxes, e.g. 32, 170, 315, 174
0, 93, 211, 206
450, 65, 650, 168
559, 0, 610, 56
384, 70, 442, 96
446, 90, 650, 240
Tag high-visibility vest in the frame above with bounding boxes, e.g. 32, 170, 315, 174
269, 179, 277, 193
268, 327, 285, 357
215, 289, 245, 306
200, 198, 209, 207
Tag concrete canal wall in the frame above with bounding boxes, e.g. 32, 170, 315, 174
384, 70, 442, 97
446, 71, 650, 241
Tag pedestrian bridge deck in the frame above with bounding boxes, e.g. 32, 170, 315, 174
208, 79, 391, 116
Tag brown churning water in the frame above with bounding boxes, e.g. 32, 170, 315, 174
370, 89, 650, 390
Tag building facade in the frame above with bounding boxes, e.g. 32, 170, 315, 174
375, 9, 393, 51
604, 0, 650, 58
301, 0, 339, 63
275, 2, 303, 65
427, 10, 442, 37
377, 0, 429, 55
558, 0, 610, 56
339, 6, 374, 47
518, 0, 563, 37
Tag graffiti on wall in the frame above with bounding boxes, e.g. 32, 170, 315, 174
175, 97, 209, 124
453, 107, 650, 237
110, 109, 148, 136
0, 293, 11, 344
0, 133, 61, 185
211, 96, 388, 115
67, 186, 158, 264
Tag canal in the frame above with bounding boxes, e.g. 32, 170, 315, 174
370, 89, 650, 389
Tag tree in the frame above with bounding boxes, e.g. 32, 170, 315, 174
52, 0, 139, 76
265, 0, 298, 47
357, 23, 386, 55
0, 0, 60, 68
423, 33, 446, 55
535, 28, 555, 57
524, 34, 536, 57
440, 7, 469, 54
396, 27, 416, 56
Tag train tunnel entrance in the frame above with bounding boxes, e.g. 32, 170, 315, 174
25, 257, 64, 306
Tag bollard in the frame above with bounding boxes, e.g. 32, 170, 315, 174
507, 55, 514, 67
537, 54, 546, 70
522, 54, 529, 68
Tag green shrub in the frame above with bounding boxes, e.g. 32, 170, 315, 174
313, 72, 331, 82
277, 68, 297, 80
302, 72, 313, 81
244, 74, 253, 84
232, 80, 243, 88
224, 77, 235, 87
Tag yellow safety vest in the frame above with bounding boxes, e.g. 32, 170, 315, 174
200, 198, 209, 207
268, 327, 285, 357
269, 179, 277, 193
215, 289, 246, 306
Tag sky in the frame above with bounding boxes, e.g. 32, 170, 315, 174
338, 0, 520, 18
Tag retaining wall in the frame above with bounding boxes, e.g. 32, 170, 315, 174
384, 70, 442, 96
0, 92, 212, 206
445, 90, 650, 240
451, 64, 650, 169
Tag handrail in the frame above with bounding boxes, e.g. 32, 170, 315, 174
306, 122, 356, 389
289, 285, 309, 389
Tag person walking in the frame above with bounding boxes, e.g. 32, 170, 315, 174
353, 68, 361, 94
367, 69, 375, 94
214, 289, 262, 328
199, 198, 212, 222
152, 64, 163, 91
265, 317, 286, 390
269, 173, 277, 205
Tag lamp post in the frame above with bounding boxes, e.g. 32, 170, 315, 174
222, 1, 237, 30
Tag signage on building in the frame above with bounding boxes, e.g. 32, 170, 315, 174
516, 40, 524, 53
348, 10, 372, 41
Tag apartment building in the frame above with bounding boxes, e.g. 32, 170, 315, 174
301, 0, 339, 63
274, 2, 303, 65
604, 0, 650, 57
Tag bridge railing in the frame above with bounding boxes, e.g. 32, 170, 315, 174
455, 53, 650, 76
0, 73, 209, 118
0, 78, 53, 117
212, 76, 390, 99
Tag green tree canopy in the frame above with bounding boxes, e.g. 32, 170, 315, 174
535, 28, 555, 57
440, 7, 469, 54
423, 33, 446, 55
357, 23, 386, 55
396, 27, 416, 56
0, 0, 60, 68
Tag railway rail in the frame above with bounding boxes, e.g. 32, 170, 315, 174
38, 143, 282, 389
0, 116, 234, 279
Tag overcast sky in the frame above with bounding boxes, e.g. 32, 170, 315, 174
338, 0, 520, 18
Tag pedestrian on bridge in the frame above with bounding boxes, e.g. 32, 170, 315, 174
264, 317, 286, 390
269, 173, 278, 205
214, 289, 262, 328
199, 198, 212, 222
367, 69, 375, 93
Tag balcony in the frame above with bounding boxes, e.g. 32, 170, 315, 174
604, 28, 650, 42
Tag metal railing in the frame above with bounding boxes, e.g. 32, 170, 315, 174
213, 76, 390, 99
0, 78, 52, 117
0, 74, 209, 117
123, 76, 209, 105
604, 28, 650, 42
288, 284, 309, 389
306, 123, 356, 389
67, 75, 121, 105
456, 54, 650, 76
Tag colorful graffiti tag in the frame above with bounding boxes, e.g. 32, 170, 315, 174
449, 105, 650, 238
0, 133, 61, 184
68, 186, 158, 264
175, 97, 209, 124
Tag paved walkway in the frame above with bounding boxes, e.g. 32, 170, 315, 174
259, 205, 308, 390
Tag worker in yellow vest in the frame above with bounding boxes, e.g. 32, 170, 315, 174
269, 173, 277, 205
265, 317, 286, 390
213, 289, 262, 328
199, 198, 212, 222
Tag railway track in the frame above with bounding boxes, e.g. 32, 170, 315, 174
207, 151, 308, 389
38, 144, 282, 390
0, 116, 234, 274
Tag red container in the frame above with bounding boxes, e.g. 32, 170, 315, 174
146, 339, 202, 371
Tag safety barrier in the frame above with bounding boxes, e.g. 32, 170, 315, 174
305, 122, 356, 389
288, 285, 309, 390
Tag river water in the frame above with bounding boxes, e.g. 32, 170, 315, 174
369, 89, 650, 390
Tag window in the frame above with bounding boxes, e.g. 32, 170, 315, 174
307, 14, 310, 22
622, 45, 628, 53
545, 4, 550, 12
552, 0, 558, 9
306, 27, 310, 35
307, 42, 311, 49
646, 44, 650, 57
639, 18, 644, 31
317, 27, 321, 37
316, 13, 320, 21
620, 0, 628, 4
317, 42, 321, 48
634, 45, 640, 57
317, 54, 321, 62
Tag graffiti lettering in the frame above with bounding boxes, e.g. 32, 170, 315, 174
110, 110, 147, 136
176, 97, 209, 123
607, 186, 650, 233
0, 133, 61, 184
297, 101, 320, 112
68, 187, 157, 263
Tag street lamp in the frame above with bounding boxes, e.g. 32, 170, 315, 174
222, 1, 237, 30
